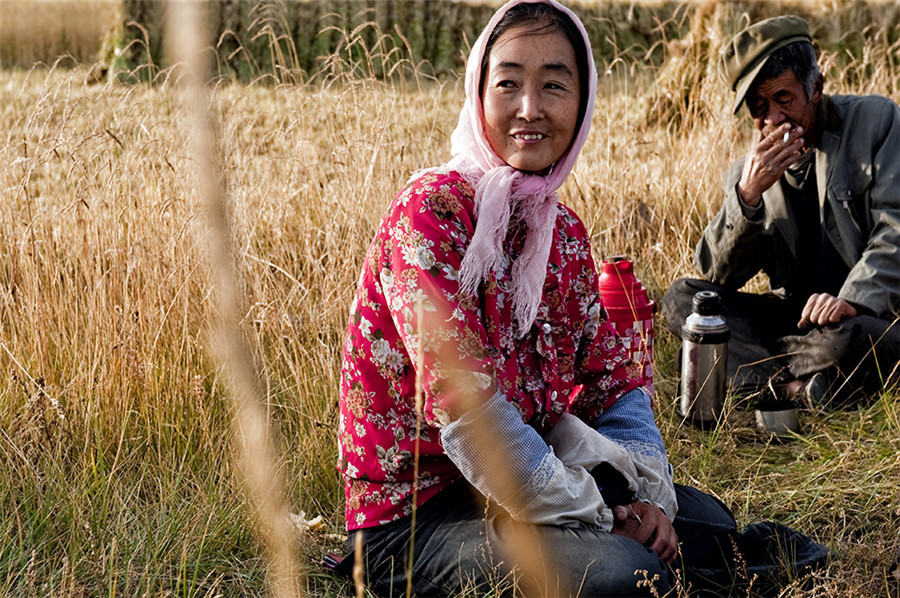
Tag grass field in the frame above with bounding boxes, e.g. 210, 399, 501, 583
0, 0, 120, 69
2, 2, 900, 597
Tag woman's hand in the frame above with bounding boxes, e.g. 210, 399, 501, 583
611, 502, 678, 564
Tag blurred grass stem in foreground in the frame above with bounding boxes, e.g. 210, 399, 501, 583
166, 1, 302, 596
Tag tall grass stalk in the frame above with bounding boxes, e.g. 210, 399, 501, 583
167, 1, 302, 596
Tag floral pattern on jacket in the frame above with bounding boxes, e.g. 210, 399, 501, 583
338, 171, 642, 530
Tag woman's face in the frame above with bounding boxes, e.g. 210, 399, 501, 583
482, 23, 581, 174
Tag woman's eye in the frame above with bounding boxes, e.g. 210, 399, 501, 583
496, 80, 516, 88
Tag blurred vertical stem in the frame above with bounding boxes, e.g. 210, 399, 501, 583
165, 1, 302, 597
406, 292, 425, 598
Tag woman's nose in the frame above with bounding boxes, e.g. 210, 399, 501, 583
517, 88, 544, 121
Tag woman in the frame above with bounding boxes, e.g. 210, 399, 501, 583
336, 1, 825, 596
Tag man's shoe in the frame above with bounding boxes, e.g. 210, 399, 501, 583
797, 372, 830, 409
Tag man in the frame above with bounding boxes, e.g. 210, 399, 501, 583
662, 15, 899, 406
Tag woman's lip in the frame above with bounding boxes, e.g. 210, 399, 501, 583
511, 132, 548, 141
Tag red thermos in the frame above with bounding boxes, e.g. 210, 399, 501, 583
598, 257, 656, 397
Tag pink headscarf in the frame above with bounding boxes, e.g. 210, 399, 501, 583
444, 0, 597, 337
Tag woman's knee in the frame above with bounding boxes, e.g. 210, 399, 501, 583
529, 526, 672, 597
674, 484, 736, 527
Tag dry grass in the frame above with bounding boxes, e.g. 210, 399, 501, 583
2, 4, 900, 597
0, 0, 120, 69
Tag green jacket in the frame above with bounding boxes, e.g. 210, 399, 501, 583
695, 94, 900, 318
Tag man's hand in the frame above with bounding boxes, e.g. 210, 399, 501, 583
611, 502, 678, 564
798, 293, 858, 329
737, 123, 805, 207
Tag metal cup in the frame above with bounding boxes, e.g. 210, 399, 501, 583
755, 400, 800, 435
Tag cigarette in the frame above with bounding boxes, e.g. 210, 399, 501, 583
783, 131, 790, 143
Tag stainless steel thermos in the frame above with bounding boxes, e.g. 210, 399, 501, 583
679, 290, 730, 426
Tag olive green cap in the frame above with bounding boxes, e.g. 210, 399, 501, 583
721, 15, 812, 114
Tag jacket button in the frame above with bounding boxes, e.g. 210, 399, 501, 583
542, 323, 552, 334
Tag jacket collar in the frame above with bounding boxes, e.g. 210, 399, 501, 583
813, 95, 840, 209
816, 94, 842, 139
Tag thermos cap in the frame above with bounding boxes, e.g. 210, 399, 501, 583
692, 290, 723, 316
683, 290, 729, 341
598, 257, 655, 313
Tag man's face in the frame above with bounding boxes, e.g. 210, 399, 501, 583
745, 70, 822, 148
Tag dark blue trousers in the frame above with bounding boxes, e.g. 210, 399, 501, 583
338, 481, 825, 597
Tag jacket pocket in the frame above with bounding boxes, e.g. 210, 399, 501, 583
827, 166, 872, 236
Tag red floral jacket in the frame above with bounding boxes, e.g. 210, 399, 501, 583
338, 171, 642, 530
